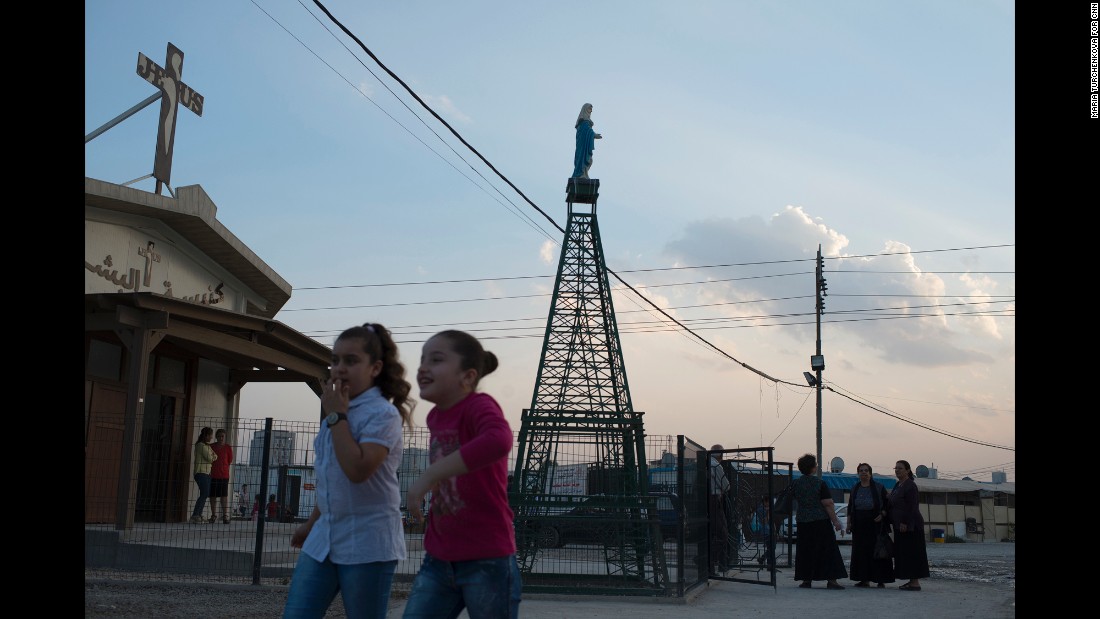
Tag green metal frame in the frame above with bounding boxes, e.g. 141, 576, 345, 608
511, 190, 666, 591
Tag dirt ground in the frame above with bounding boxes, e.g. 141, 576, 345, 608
84, 575, 412, 618
85, 542, 1014, 618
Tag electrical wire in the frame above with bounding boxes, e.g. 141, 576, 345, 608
251, 0, 560, 244
824, 383, 1014, 451
300, 0, 1014, 451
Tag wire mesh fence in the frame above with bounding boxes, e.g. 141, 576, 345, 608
85, 416, 786, 596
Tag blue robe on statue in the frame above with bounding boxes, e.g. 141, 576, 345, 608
572, 119, 597, 178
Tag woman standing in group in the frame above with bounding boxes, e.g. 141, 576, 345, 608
845, 463, 895, 588
792, 453, 848, 589
282, 323, 414, 619
189, 427, 216, 524
402, 330, 520, 619
889, 460, 930, 591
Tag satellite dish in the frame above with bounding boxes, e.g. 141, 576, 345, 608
829, 457, 845, 473
916, 465, 930, 478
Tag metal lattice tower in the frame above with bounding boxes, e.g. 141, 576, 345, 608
512, 178, 665, 587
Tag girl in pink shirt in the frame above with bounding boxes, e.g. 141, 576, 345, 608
403, 330, 520, 619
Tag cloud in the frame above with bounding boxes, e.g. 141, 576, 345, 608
956, 273, 1007, 340
663, 206, 849, 265
660, 207, 1006, 369
539, 240, 557, 265
424, 95, 471, 124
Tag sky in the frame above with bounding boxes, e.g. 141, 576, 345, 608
85, 1, 1015, 482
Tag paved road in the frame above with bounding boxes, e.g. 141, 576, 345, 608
388, 542, 1014, 618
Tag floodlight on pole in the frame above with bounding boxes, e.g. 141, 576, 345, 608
803, 372, 817, 387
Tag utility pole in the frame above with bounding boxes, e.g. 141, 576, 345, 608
812, 245, 827, 478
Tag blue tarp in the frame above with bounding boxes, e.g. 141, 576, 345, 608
647, 465, 897, 492
792, 470, 897, 491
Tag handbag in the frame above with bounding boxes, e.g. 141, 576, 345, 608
770, 485, 794, 525
873, 523, 894, 560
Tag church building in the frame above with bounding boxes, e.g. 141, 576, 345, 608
85, 42, 330, 527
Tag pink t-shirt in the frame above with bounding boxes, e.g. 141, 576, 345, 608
423, 392, 516, 561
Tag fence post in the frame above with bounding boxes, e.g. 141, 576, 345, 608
252, 418, 274, 585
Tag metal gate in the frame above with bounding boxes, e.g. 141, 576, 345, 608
700, 445, 793, 589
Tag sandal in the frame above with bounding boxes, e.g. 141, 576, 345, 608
899, 583, 922, 591
799, 581, 812, 588
876, 583, 886, 588
854, 581, 870, 588
827, 582, 845, 590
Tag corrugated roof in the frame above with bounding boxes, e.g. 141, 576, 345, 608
789, 472, 1015, 494
911, 477, 1015, 494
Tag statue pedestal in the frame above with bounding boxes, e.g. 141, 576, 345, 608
566, 178, 599, 204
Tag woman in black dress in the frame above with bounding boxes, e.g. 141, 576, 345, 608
792, 453, 848, 589
845, 463, 895, 587
889, 459, 930, 591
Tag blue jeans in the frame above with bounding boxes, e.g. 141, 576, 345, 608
190, 473, 211, 519
283, 552, 397, 619
402, 553, 521, 619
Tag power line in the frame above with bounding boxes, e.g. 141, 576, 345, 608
283, 287, 1014, 326
824, 383, 1014, 452
831, 244, 1014, 260
286, 288, 1012, 318
828, 270, 1014, 274
309, 0, 564, 237
298, 308, 1012, 344
838, 393, 1014, 414
291, 246, 1015, 291
292, 0, 560, 244
936, 461, 1016, 480
305, 0, 774, 384
301, 1, 827, 387
303, 0, 1012, 452
295, 274, 552, 291
252, 0, 560, 244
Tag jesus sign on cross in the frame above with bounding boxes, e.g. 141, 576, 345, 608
136, 42, 204, 192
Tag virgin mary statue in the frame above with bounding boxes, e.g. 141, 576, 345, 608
572, 103, 602, 179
